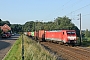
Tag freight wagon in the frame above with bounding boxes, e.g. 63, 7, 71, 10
27, 32, 31, 36
38, 30, 45, 41
34, 31, 39, 40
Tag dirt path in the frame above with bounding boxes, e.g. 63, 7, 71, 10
0, 35, 20, 60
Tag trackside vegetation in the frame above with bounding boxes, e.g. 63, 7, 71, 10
24, 35, 56, 60
82, 37, 90, 47
76, 37, 90, 47
4, 36, 22, 60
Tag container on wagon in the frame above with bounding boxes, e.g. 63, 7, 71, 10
39, 30, 45, 39
27, 32, 31, 36
31, 32, 34, 37
34, 31, 39, 37
24, 32, 27, 35
34, 31, 39, 40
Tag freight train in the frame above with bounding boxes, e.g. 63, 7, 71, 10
25, 30, 77, 45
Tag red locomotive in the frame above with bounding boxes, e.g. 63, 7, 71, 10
45, 30, 77, 44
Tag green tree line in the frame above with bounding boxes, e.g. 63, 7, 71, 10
0, 16, 90, 37
0, 19, 23, 34
0, 19, 11, 26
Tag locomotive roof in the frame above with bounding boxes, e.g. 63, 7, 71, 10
46, 30, 75, 32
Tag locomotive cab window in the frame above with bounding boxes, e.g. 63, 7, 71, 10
67, 32, 75, 36
63, 32, 64, 35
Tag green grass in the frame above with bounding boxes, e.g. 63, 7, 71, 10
4, 36, 22, 60
24, 35, 56, 60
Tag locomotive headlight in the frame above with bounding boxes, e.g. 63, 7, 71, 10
74, 41, 76, 43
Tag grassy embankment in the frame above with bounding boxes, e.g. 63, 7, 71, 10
4, 36, 22, 60
24, 35, 56, 60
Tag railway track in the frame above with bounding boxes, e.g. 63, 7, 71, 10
59, 45, 90, 60
40, 41, 90, 60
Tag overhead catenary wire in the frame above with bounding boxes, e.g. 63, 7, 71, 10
44, 0, 90, 24
82, 13, 90, 16
65, 2, 90, 22
45, 0, 72, 20
45, 0, 84, 21
66, 3, 90, 16
60, 0, 83, 15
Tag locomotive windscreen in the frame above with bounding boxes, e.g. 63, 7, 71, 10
67, 31, 75, 36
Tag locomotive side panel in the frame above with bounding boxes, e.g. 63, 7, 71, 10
45, 31, 63, 42
45, 30, 77, 44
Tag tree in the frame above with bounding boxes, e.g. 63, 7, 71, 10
0, 28, 2, 36
85, 29, 90, 37
11, 24, 23, 33
23, 21, 35, 32
71, 26, 80, 37
0, 19, 2, 21
54, 16, 72, 29
0, 20, 11, 26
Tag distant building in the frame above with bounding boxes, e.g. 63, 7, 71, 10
0, 24, 11, 32
0, 26, 3, 30
0, 26, 2, 28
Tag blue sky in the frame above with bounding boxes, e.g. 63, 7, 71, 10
0, 0, 90, 30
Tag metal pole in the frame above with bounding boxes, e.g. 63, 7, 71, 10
34, 21, 35, 31
35, 21, 36, 40
80, 13, 82, 45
